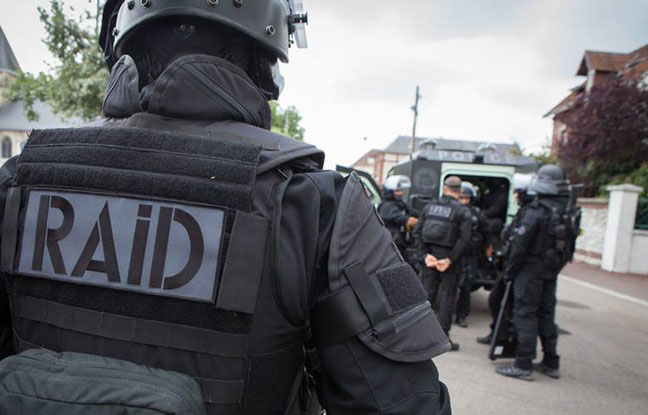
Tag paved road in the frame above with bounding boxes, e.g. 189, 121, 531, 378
433, 272, 648, 415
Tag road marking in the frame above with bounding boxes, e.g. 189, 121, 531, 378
560, 275, 648, 308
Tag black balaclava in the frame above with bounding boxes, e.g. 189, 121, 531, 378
122, 16, 254, 89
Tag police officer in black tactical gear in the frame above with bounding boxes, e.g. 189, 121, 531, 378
477, 174, 534, 345
495, 165, 574, 381
482, 182, 508, 235
0, 1, 453, 414
415, 176, 471, 351
378, 175, 419, 264
455, 182, 492, 328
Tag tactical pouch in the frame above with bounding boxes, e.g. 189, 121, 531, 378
422, 220, 454, 245
311, 173, 449, 362
0, 348, 206, 415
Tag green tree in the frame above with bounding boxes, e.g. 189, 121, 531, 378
270, 101, 305, 141
7, 0, 108, 121
557, 79, 648, 197
512, 137, 557, 166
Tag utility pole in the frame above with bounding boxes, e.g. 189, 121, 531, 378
410, 86, 421, 154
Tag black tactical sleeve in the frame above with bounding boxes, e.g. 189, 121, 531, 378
483, 190, 507, 218
477, 209, 494, 247
0, 157, 17, 359
506, 206, 542, 275
447, 206, 472, 264
377, 201, 410, 228
308, 173, 451, 415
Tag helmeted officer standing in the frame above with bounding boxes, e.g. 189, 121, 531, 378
477, 174, 534, 345
495, 165, 575, 381
378, 175, 418, 263
415, 176, 471, 351
455, 182, 492, 328
0, 1, 452, 414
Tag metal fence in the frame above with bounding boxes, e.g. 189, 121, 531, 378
636, 198, 648, 230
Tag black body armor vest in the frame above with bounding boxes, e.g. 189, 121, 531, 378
530, 198, 579, 273
0, 126, 324, 415
421, 199, 459, 247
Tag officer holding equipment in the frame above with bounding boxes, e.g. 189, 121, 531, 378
477, 173, 534, 345
378, 175, 418, 263
0, 1, 452, 414
415, 176, 472, 351
495, 165, 580, 381
455, 181, 493, 328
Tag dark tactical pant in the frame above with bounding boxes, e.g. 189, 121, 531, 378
456, 256, 478, 320
421, 267, 458, 334
513, 270, 560, 370
456, 287, 470, 320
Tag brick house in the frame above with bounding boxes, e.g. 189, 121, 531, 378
545, 44, 648, 155
350, 137, 424, 185
0, 25, 78, 165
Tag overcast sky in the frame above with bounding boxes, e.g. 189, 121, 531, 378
1, 0, 647, 168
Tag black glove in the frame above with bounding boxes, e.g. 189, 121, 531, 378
503, 268, 515, 282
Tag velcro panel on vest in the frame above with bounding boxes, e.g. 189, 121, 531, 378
18, 128, 261, 211
216, 212, 268, 314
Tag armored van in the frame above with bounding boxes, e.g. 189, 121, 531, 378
387, 139, 538, 288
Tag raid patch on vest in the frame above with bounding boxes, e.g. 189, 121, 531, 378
17, 189, 225, 303
427, 205, 453, 218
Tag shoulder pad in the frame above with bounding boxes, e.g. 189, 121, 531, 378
328, 172, 400, 291
0, 157, 17, 186
312, 172, 450, 358
211, 123, 324, 174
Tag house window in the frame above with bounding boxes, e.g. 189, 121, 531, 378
560, 129, 568, 146
367, 157, 375, 166
1, 137, 11, 158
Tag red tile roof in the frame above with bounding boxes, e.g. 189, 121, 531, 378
544, 84, 584, 117
577, 51, 631, 75
549, 44, 648, 117
621, 45, 648, 81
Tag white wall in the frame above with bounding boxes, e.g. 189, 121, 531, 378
630, 230, 648, 274
575, 198, 608, 266
601, 184, 644, 274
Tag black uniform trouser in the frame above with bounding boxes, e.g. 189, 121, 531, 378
513, 270, 560, 370
420, 267, 458, 334
456, 286, 470, 320
456, 256, 477, 320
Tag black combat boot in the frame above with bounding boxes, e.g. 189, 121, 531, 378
495, 364, 534, 381
476, 332, 492, 344
533, 363, 560, 379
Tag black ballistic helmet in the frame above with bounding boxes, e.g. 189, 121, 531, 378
528, 164, 571, 196
99, 0, 308, 98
